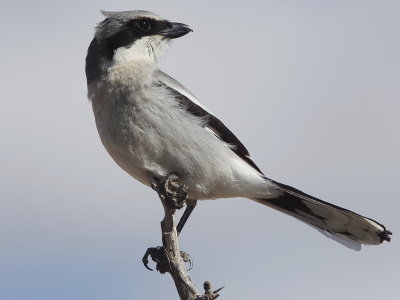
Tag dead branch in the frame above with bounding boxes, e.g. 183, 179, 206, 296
143, 174, 223, 299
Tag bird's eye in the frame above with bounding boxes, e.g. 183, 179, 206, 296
137, 19, 151, 32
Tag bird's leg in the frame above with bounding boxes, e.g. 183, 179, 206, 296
151, 173, 188, 209
143, 173, 193, 272
177, 199, 198, 235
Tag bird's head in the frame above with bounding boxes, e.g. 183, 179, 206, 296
86, 10, 192, 83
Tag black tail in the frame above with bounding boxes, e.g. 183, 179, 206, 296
256, 181, 391, 248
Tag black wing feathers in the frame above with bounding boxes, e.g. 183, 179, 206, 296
161, 83, 263, 174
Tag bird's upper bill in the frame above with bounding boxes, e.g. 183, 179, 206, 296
159, 22, 193, 39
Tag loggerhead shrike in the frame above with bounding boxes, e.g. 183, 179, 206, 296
85, 10, 391, 249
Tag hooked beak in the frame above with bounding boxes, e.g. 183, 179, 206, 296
160, 22, 193, 39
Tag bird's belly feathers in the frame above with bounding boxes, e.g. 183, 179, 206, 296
89, 83, 268, 199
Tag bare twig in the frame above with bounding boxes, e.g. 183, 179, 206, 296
160, 197, 199, 299
143, 174, 224, 299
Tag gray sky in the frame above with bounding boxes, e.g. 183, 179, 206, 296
1, 1, 399, 299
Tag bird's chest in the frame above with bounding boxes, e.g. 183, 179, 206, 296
90, 81, 180, 166
92, 86, 146, 147
91, 62, 179, 155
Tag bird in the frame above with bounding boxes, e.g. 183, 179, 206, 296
85, 10, 391, 250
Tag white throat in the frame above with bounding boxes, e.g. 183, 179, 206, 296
113, 35, 169, 65
106, 36, 169, 88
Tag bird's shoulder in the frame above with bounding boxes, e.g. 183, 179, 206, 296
154, 70, 263, 174
154, 70, 210, 112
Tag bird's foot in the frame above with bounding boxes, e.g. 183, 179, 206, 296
152, 174, 188, 209
142, 246, 193, 273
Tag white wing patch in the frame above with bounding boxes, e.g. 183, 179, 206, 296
155, 70, 212, 113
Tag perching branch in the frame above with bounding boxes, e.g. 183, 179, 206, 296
142, 174, 223, 300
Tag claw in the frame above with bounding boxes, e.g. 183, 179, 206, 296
143, 261, 154, 271
180, 250, 193, 271
142, 246, 171, 274
188, 257, 193, 271
142, 249, 154, 271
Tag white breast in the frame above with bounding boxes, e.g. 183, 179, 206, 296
89, 61, 270, 200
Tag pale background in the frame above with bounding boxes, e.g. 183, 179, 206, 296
1, 1, 399, 299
